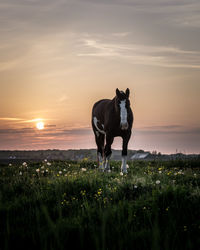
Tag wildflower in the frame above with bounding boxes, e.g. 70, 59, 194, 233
64, 174, 67, 177
174, 173, 177, 176
47, 162, 51, 166
59, 171, 62, 175
36, 168, 40, 173
126, 164, 129, 169
158, 167, 162, 171
19, 171, 22, 176
41, 166, 45, 169
81, 168, 87, 171
158, 171, 162, 174
156, 180, 160, 185
194, 173, 197, 177
143, 207, 146, 210
97, 188, 102, 196
46, 169, 48, 173
9, 163, 12, 167
41, 170, 44, 174
134, 185, 138, 189
80, 190, 86, 196
120, 172, 123, 176
63, 169, 66, 172
22, 162, 27, 167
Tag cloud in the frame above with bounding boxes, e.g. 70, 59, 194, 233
0, 117, 24, 121
134, 125, 200, 135
78, 37, 200, 68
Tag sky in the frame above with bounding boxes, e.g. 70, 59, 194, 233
0, 0, 200, 154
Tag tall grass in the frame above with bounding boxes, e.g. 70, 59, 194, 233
0, 160, 200, 250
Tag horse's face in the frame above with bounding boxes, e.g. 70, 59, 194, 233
115, 88, 131, 130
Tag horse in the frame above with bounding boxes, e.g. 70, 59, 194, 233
92, 88, 133, 173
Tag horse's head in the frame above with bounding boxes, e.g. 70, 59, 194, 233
115, 88, 131, 130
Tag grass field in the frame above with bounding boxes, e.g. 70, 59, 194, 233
0, 159, 200, 250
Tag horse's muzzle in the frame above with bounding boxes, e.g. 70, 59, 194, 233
120, 122, 129, 130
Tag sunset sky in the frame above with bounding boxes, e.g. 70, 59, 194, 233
0, 0, 200, 154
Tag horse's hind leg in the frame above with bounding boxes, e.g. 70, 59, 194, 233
95, 133, 105, 170
104, 134, 114, 172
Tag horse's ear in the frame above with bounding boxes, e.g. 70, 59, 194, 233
116, 88, 120, 97
126, 88, 130, 98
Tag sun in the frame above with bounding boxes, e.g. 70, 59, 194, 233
36, 121, 44, 130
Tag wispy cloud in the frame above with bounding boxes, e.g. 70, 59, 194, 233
134, 125, 200, 135
78, 38, 200, 68
0, 117, 24, 121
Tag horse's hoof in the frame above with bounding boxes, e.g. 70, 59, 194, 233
104, 168, 111, 173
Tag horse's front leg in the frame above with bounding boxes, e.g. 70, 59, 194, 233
104, 134, 114, 172
121, 133, 131, 174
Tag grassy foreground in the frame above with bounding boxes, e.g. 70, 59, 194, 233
0, 159, 200, 250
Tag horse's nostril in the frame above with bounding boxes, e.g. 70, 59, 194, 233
121, 123, 129, 130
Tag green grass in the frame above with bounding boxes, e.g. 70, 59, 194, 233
0, 159, 200, 250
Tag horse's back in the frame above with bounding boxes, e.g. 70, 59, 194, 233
92, 99, 111, 116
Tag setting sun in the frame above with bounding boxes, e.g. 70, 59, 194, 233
36, 121, 44, 130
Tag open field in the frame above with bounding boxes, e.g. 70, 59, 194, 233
0, 159, 200, 250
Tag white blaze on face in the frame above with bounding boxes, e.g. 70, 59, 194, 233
119, 100, 128, 126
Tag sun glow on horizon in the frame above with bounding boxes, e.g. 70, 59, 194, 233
36, 121, 44, 130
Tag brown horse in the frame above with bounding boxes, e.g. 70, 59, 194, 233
92, 88, 133, 173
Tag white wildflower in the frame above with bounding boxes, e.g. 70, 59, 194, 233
9, 163, 12, 167
47, 162, 51, 166
59, 171, 62, 175
158, 171, 162, 174
126, 164, 129, 169
81, 168, 87, 172
41, 166, 45, 169
44, 159, 47, 162
134, 185, 138, 189
19, 171, 22, 175
156, 180, 160, 185
36, 168, 40, 173
120, 172, 123, 176
63, 169, 66, 172
22, 162, 27, 167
